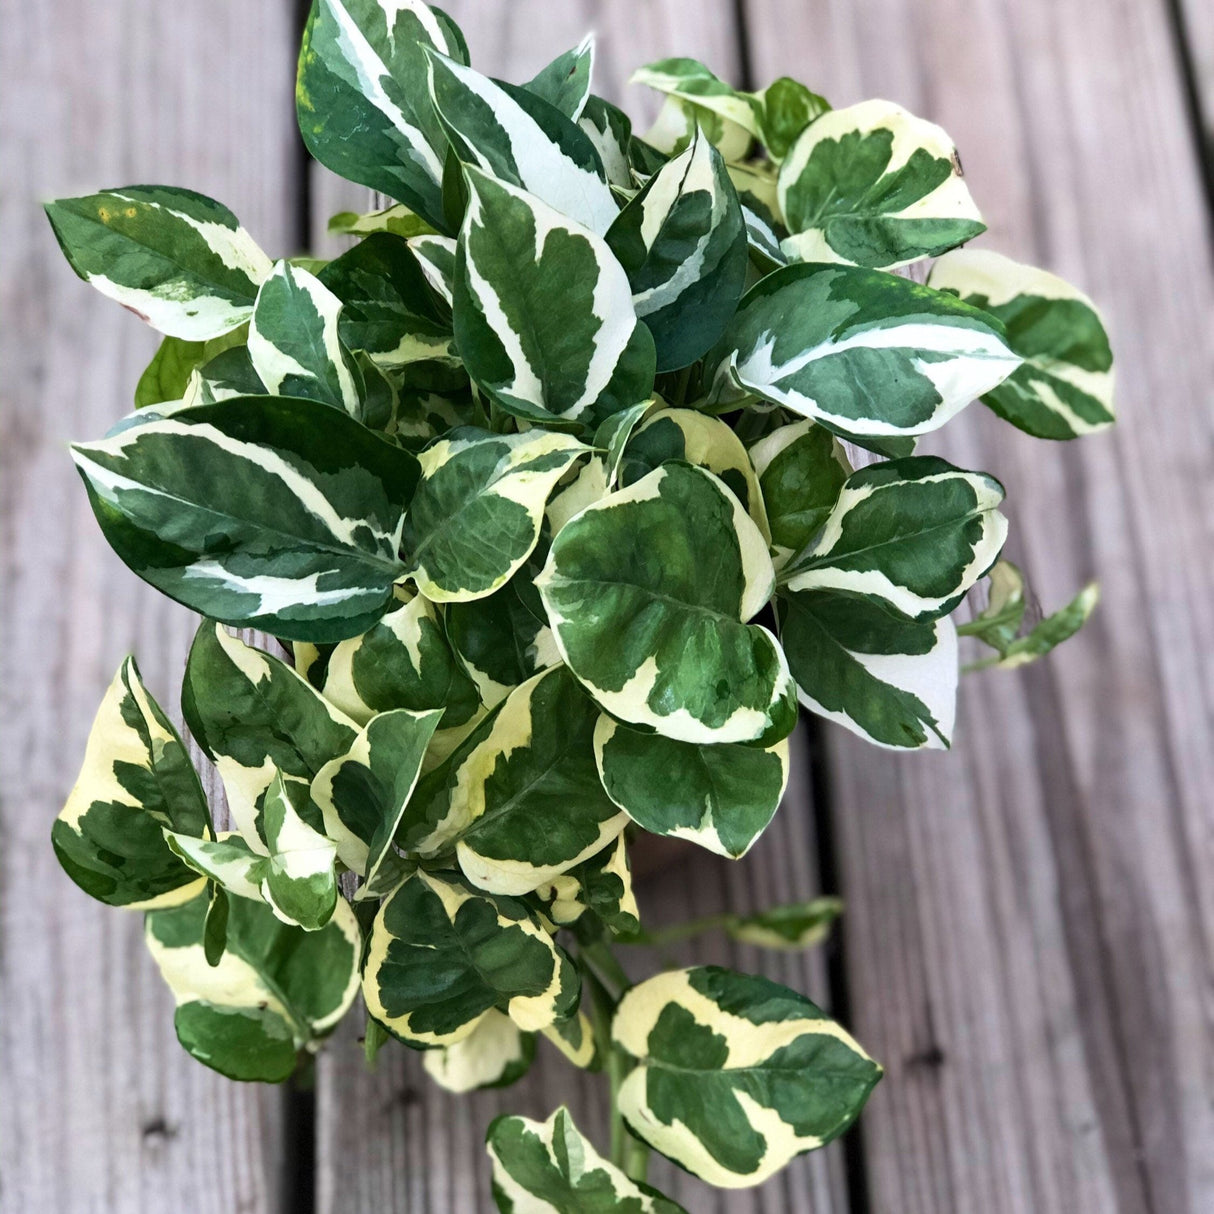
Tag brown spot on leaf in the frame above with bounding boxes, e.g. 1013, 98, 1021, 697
121, 304, 151, 324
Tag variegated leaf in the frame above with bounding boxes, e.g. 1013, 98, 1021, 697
311, 706, 443, 887
631, 58, 764, 143
778, 100, 984, 270
318, 232, 455, 370
613, 966, 881, 1187
408, 234, 456, 307
425, 50, 617, 235
785, 456, 1007, 620
362, 869, 579, 1046
928, 249, 1115, 438
172, 773, 339, 930
540, 1010, 600, 1070
525, 34, 594, 121
134, 328, 248, 408
53, 657, 210, 910
445, 667, 629, 896
606, 127, 748, 371
249, 261, 361, 412
961, 560, 1100, 671
191, 344, 266, 404
446, 579, 562, 709
403, 426, 589, 602
756, 76, 830, 161
713, 262, 1021, 438
592, 397, 659, 489
544, 455, 610, 536
45, 186, 271, 340
724, 897, 843, 950
296, 0, 466, 229
537, 463, 796, 745
72, 395, 419, 640
182, 624, 358, 846
749, 420, 850, 567
594, 716, 788, 859
579, 95, 635, 191
328, 203, 438, 240
781, 590, 957, 748
313, 595, 480, 729
620, 407, 770, 541
145, 890, 360, 1081
532, 833, 639, 936
453, 169, 655, 427
423, 1008, 535, 1093
488, 1106, 687, 1214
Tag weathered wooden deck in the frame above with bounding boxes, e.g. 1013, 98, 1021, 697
3, 1, 1212, 1211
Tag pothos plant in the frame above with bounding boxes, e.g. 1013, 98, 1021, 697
45, 1, 1113, 1205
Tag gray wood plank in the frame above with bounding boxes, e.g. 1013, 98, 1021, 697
745, 1, 1214, 1211
1177, 0, 1214, 170
0, 1, 303, 1210
311, 6, 850, 1210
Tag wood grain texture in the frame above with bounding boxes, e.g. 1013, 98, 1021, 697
745, 1, 1214, 1211
1177, 0, 1214, 170
0, 1, 302, 1210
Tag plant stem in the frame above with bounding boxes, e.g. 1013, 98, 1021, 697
671, 364, 693, 406
581, 938, 632, 996
626, 912, 733, 948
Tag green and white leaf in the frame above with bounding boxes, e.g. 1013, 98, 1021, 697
135, 328, 247, 408
318, 232, 455, 369
778, 100, 984, 270
404, 426, 589, 602
426, 50, 617, 235
488, 1106, 688, 1214
606, 127, 748, 371
533, 833, 640, 936
544, 455, 610, 536
311, 706, 442, 887
168, 771, 338, 930
189, 344, 267, 405
53, 657, 210, 910
145, 890, 360, 1081
613, 966, 881, 1187
453, 169, 654, 426
446, 580, 562, 709
962, 560, 1100, 670
620, 407, 770, 541
928, 249, 1115, 438
182, 624, 358, 844
779, 590, 958, 749
537, 463, 796, 745
579, 95, 635, 191
755, 76, 830, 161
724, 897, 843, 950
423, 1008, 534, 1093
362, 869, 579, 1045
315, 594, 480, 728
72, 395, 418, 640
749, 420, 850, 567
44, 186, 271, 339
593, 397, 659, 488
445, 667, 629, 896
595, 716, 788, 859
540, 1011, 600, 1070
525, 34, 594, 121
785, 456, 1007, 620
328, 203, 437, 240
408, 234, 457, 307
631, 58, 764, 142
249, 261, 360, 412
714, 262, 1021, 438
297, 0, 466, 229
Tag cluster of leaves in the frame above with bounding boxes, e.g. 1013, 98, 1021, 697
46, 0, 1113, 1203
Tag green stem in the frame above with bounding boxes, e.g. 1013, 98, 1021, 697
671, 364, 693, 406
581, 938, 632, 996
626, 912, 733, 948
